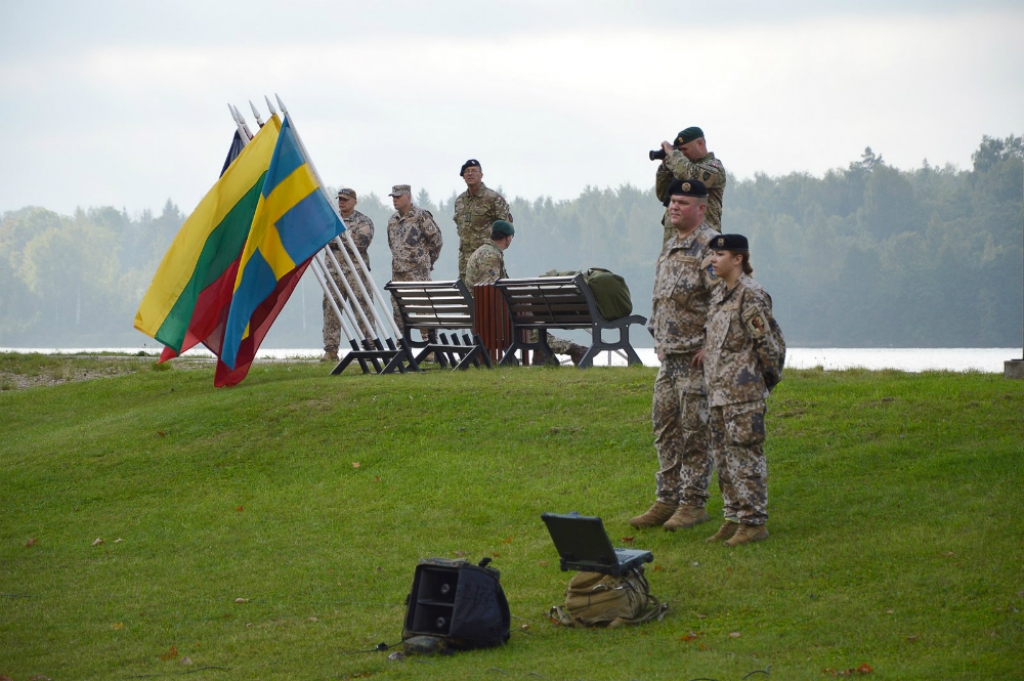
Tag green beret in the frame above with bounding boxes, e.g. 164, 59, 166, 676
491, 219, 515, 237
675, 126, 704, 146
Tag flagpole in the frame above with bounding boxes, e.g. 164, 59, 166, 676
227, 104, 248, 140
311, 256, 360, 344
322, 245, 375, 339
273, 94, 401, 340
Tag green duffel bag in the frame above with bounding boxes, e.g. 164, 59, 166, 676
541, 267, 633, 321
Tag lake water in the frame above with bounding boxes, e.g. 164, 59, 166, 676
2, 346, 1020, 373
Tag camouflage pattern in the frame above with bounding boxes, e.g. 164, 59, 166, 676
387, 206, 443, 335
651, 355, 712, 506
323, 210, 375, 350
648, 224, 720, 356
703, 274, 784, 407
709, 401, 767, 525
656, 150, 726, 241
645, 223, 721, 508
453, 183, 512, 280
702, 275, 783, 526
464, 242, 508, 288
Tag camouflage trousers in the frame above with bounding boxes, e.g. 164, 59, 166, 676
322, 259, 375, 352
457, 243, 484, 283
651, 354, 712, 507
390, 267, 432, 339
709, 400, 767, 525
527, 330, 576, 357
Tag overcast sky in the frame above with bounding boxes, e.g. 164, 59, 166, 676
1, 0, 1022, 217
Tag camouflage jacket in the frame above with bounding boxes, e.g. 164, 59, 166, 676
703, 274, 784, 407
649, 223, 720, 356
328, 210, 374, 271
464, 242, 507, 288
387, 206, 443, 275
453, 183, 513, 254
656, 150, 726, 234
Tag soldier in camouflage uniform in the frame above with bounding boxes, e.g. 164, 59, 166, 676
453, 159, 513, 281
322, 188, 375, 360
655, 127, 726, 242
386, 184, 443, 336
700, 233, 785, 547
630, 179, 721, 531
465, 220, 586, 365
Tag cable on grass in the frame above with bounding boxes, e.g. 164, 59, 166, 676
125, 666, 230, 678
340, 640, 403, 654
742, 666, 771, 678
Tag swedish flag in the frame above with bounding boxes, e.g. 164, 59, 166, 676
221, 116, 345, 370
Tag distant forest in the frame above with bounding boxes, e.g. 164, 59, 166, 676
1, 135, 1021, 349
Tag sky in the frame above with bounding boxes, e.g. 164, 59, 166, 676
1, 0, 1022, 218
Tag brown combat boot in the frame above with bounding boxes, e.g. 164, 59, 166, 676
663, 504, 710, 531
567, 344, 587, 366
723, 523, 769, 547
320, 351, 339, 362
628, 501, 676, 528
706, 521, 739, 543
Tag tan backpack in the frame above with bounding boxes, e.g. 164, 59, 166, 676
549, 567, 668, 628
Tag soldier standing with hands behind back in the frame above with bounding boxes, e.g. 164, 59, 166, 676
453, 159, 513, 282
386, 184, 443, 335
654, 127, 726, 242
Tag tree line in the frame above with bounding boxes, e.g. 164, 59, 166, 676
1, 135, 1021, 349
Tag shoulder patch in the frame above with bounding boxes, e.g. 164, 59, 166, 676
746, 311, 769, 339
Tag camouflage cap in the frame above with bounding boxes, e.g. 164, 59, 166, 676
663, 178, 709, 206
337, 188, 357, 200
491, 219, 515, 237
675, 126, 705, 146
388, 184, 411, 197
460, 159, 481, 176
709, 233, 749, 251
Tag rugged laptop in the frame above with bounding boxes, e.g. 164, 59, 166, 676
541, 512, 654, 576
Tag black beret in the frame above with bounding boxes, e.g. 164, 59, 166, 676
708, 234, 749, 251
491, 219, 515, 237
675, 127, 704, 146
460, 159, 481, 176
662, 178, 709, 206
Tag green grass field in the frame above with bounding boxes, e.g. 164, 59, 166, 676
1, 357, 1022, 680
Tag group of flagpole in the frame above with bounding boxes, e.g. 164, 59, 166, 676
227, 96, 400, 355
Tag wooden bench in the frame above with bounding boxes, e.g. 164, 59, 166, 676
494, 274, 647, 368
381, 280, 494, 373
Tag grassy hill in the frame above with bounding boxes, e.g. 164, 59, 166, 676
1, 357, 1022, 680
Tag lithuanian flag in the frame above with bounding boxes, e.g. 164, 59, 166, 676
133, 115, 282, 354
220, 116, 345, 371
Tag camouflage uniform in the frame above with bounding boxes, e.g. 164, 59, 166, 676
387, 206, 443, 334
649, 223, 720, 506
703, 274, 785, 526
464, 241, 577, 355
656, 150, 726, 241
464, 242, 508, 288
453, 183, 513, 281
323, 210, 375, 350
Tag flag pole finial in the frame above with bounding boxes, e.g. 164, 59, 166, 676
265, 95, 278, 116
249, 101, 265, 127
275, 94, 288, 115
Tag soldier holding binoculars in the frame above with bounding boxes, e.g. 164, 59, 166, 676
652, 127, 726, 241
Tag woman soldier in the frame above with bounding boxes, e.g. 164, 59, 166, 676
696, 234, 785, 547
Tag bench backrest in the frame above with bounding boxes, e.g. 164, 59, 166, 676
385, 279, 475, 331
494, 274, 599, 329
